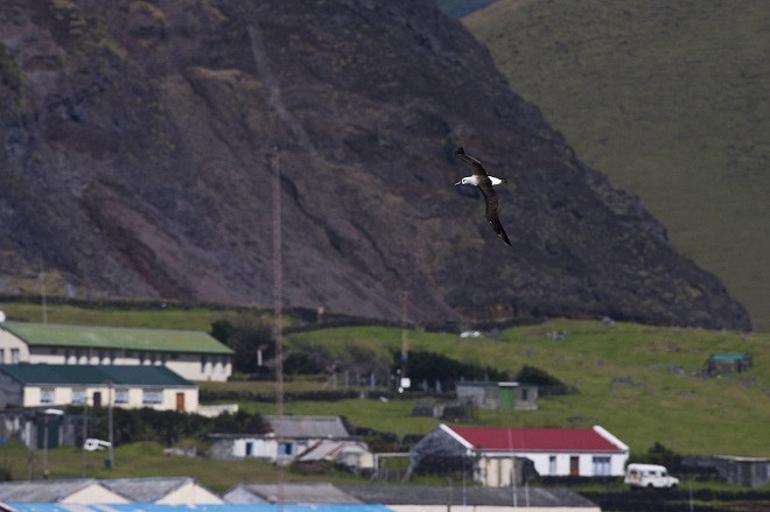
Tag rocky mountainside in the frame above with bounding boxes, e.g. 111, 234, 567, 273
0, 0, 751, 329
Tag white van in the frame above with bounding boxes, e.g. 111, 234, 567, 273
83, 438, 112, 451
625, 463, 679, 488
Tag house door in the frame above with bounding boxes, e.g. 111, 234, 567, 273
176, 392, 185, 412
570, 456, 579, 476
93, 392, 102, 408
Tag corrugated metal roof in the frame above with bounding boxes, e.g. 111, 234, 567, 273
0, 480, 95, 502
225, 484, 360, 504
340, 484, 598, 507
3, 322, 233, 355
449, 426, 625, 452
99, 478, 191, 502
710, 352, 749, 361
266, 416, 349, 438
0, 364, 194, 387
6, 504, 393, 512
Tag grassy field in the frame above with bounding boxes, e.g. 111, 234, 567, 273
282, 320, 770, 457
0, 440, 368, 493
0, 301, 269, 331
463, 0, 770, 331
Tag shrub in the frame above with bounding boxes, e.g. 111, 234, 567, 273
394, 350, 509, 391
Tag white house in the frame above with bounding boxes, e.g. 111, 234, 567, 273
0, 364, 199, 412
100, 477, 223, 504
0, 479, 129, 504
410, 424, 629, 486
209, 415, 374, 470
0, 321, 233, 382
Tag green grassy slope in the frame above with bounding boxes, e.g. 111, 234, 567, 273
0, 301, 268, 331
435, 0, 498, 18
463, 0, 770, 331
287, 320, 770, 456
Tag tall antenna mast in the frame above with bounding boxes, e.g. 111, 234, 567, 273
39, 256, 48, 324
270, 149, 285, 509
399, 292, 410, 392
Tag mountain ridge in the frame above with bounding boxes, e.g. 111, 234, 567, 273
0, 0, 751, 329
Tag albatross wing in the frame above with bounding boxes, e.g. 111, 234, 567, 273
455, 146, 488, 177
479, 182, 512, 246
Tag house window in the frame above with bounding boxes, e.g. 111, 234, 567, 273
592, 456, 611, 476
10, 349, 20, 364
0, 349, 4, 363
245, 441, 254, 456
549, 455, 557, 475
72, 388, 86, 405
142, 388, 163, 404
115, 388, 129, 404
521, 388, 529, 401
41, 387, 55, 404
278, 442, 293, 456
201, 356, 207, 372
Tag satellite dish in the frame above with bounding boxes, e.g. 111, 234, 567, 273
0, 311, 5, 323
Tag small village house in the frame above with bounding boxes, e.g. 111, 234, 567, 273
339, 484, 600, 512
0, 480, 129, 504
209, 415, 374, 470
0, 364, 199, 412
684, 455, 770, 487
704, 352, 752, 376
409, 424, 629, 486
100, 477, 223, 504
224, 483, 361, 504
0, 321, 233, 381
456, 381, 538, 411
0, 478, 221, 505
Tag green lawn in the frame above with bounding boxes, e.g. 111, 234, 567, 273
462, 0, 770, 331
0, 440, 363, 493
282, 320, 770, 457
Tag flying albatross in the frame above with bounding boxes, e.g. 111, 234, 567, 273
454, 146, 512, 246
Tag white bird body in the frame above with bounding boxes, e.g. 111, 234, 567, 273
458, 175, 505, 186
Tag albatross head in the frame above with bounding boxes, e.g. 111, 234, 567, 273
455, 177, 471, 186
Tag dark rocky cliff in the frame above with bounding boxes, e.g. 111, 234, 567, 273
0, 0, 751, 329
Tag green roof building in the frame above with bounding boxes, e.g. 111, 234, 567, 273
0, 364, 198, 412
0, 322, 233, 382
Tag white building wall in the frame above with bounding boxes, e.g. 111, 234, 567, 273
0, 329, 30, 363
230, 437, 317, 462
21, 384, 198, 412
23, 348, 231, 382
61, 484, 130, 504
156, 482, 224, 504
478, 451, 627, 484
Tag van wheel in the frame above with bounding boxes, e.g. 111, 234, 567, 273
670, 484, 677, 489
647, 484, 654, 489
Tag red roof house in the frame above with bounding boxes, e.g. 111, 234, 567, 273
409, 424, 629, 486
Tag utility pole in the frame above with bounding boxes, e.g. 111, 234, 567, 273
38, 257, 47, 324
107, 381, 114, 469
399, 292, 410, 392
270, 149, 285, 510
42, 414, 49, 479
81, 395, 88, 477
